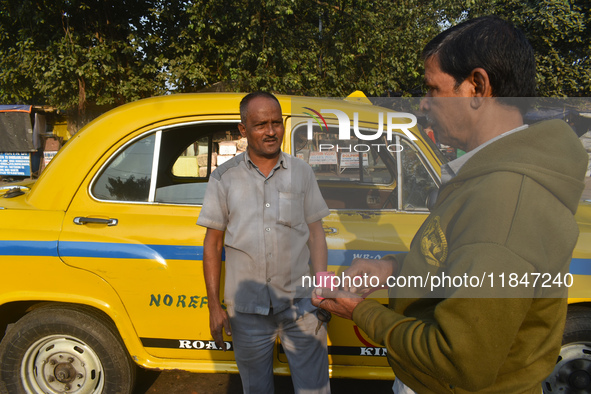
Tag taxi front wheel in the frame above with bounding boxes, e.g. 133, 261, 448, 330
0, 303, 136, 394
543, 305, 591, 393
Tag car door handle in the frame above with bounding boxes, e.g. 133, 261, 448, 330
323, 226, 338, 235
74, 217, 119, 226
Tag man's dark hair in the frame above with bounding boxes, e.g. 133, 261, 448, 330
422, 16, 536, 111
240, 91, 281, 123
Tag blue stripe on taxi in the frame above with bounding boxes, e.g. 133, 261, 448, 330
1, 240, 589, 274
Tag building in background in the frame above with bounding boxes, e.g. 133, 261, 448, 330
0, 105, 68, 179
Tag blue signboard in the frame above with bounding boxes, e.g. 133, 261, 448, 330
0, 152, 31, 176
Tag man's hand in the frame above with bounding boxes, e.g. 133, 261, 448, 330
343, 256, 399, 294
209, 303, 231, 350
311, 287, 364, 320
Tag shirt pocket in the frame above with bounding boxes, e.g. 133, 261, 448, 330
277, 191, 305, 227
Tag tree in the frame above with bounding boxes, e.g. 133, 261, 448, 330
0, 0, 587, 131
164, 0, 459, 97
0, 0, 168, 125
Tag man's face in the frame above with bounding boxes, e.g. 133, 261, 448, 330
421, 56, 474, 150
239, 96, 285, 159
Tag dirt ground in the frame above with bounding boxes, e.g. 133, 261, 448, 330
133, 369, 394, 394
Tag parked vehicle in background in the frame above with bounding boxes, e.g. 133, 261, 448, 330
0, 93, 589, 394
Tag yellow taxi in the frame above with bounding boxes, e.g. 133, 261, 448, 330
0, 92, 589, 394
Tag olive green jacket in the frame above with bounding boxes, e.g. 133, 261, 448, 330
353, 120, 587, 393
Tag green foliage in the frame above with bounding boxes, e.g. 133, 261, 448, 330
0, 0, 167, 112
0, 0, 588, 123
165, 0, 460, 97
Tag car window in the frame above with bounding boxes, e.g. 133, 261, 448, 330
92, 133, 155, 202
399, 139, 437, 210
171, 136, 210, 178
292, 122, 438, 211
91, 122, 242, 205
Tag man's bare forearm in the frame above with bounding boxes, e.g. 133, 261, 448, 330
308, 220, 328, 274
203, 228, 225, 308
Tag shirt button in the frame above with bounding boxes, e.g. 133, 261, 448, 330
265, 180, 268, 184
267, 278, 271, 282
265, 227, 271, 232
265, 203, 270, 208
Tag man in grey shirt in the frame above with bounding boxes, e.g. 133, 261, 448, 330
197, 91, 331, 393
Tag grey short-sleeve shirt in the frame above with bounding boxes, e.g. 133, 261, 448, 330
197, 150, 330, 315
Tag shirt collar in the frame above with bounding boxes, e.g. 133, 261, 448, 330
441, 124, 529, 184
244, 149, 288, 171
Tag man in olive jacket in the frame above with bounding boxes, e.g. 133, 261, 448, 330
313, 16, 587, 394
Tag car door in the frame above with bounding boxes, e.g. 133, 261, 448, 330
59, 118, 245, 362
287, 115, 442, 369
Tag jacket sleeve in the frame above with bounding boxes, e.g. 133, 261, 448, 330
353, 300, 533, 390
353, 243, 536, 391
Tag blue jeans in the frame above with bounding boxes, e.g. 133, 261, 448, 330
228, 298, 330, 394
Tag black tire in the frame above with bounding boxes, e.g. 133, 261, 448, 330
543, 305, 591, 393
0, 304, 136, 394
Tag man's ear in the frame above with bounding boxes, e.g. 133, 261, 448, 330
469, 68, 493, 109
470, 68, 493, 98
238, 123, 247, 138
